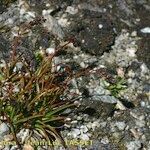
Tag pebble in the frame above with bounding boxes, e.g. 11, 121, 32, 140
77, 116, 82, 121
86, 122, 93, 129
3, 134, 13, 141
101, 136, 109, 144
93, 86, 105, 95
126, 140, 142, 150
43, 15, 65, 39
130, 128, 141, 139
117, 67, 125, 77
23, 144, 34, 150
12, 85, 20, 93
65, 118, 71, 121
130, 112, 145, 121
80, 125, 88, 133
126, 47, 137, 57
71, 128, 80, 138
135, 120, 145, 128
64, 124, 71, 128
20, 8, 26, 16
140, 63, 149, 75
10, 146, 19, 150
7, 18, 14, 25
42, 10, 48, 16
99, 122, 107, 128
115, 121, 126, 131
140, 27, 150, 33
140, 101, 146, 107
79, 133, 89, 140
66, 6, 78, 15
91, 121, 100, 131
0, 123, 9, 137
71, 120, 78, 124
0, 60, 6, 68
98, 95, 117, 104
46, 47, 55, 54
80, 62, 86, 68
62, 108, 72, 114
115, 100, 126, 110
131, 31, 137, 37
46, 3, 50, 7
13, 62, 24, 72
3, 146, 10, 150
16, 62, 23, 69
17, 129, 29, 143
98, 24, 103, 29
27, 11, 35, 18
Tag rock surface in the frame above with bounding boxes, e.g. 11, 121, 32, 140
0, 0, 150, 150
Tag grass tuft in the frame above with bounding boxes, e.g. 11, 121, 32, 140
0, 42, 90, 149
0, 17, 92, 149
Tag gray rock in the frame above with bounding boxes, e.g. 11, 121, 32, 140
61, 108, 72, 115
93, 95, 117, 104
115, 121, 126, 131
17, 129, 29, 144
101, 136, 109, 144
79, 133, 89, 140
70, 128, 80, 138
65, 9, 116, 56
43, 14, 65, 39
135, 120, 145, 128
81, 96, 117, 117
3, 146, 10, 150
93, 86, 106, 95
126, 140, 142, 150
80, 125, 88, 133
0, 5, 19, 27
76, 116, 82, 121
10, 145, 18, 150
0, 123, 9, 138
140, 27, 150, 33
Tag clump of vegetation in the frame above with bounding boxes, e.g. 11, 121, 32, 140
0, 52, 68, 148
105, 77, 127, 97
0, 18, 90, 149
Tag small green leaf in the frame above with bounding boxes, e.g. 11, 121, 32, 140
14, 114, 43, 124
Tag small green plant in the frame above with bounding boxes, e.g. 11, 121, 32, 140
0, 17, 91, 149
35, 51, 44, 66
0, 45, 89, 149
0, 55, 65, 148
105, 77, 127, 97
